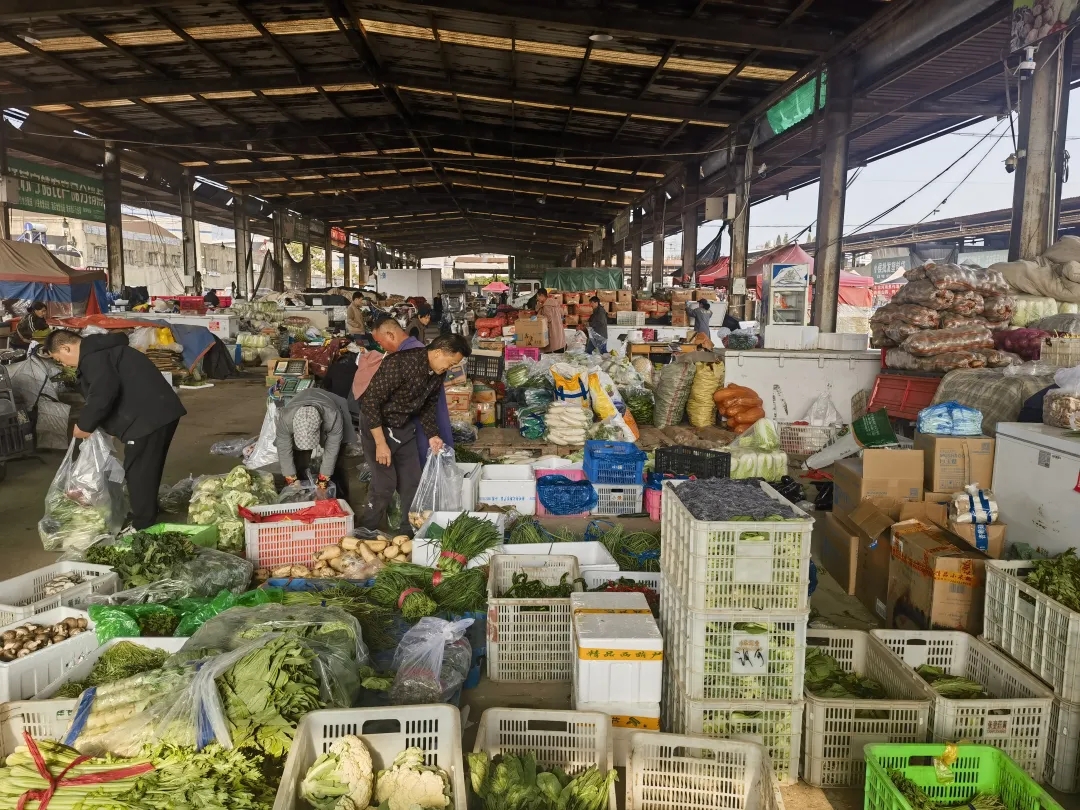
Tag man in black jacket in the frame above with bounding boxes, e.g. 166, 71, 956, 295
43, 330, 188, 529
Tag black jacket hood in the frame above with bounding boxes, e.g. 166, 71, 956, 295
81, 332, 129, 359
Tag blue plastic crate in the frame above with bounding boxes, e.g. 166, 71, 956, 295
583, 440, 646, 485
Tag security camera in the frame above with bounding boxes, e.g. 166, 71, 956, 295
1019, 46, 1036, 80
1005, 153, 1018, 174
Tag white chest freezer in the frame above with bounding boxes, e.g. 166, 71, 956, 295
992, 422, 1080, 555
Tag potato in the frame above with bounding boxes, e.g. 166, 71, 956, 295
392, 535, 409, 547
317, 545, 342, 562
255, 568, 270, 581
383, 545, 401, 560
271, 565, 292, 578
399, 540, 412, 555
328, 556, 348, 573
364, 539, 389, 553
341, 537, 360, 552
291, 565, 311, 578
357, 543, 377, 563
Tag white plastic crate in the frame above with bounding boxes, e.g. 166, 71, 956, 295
1046, 698, 1080, 793
458, 461, 481, 510
659, 580, 807, 702
273, 706, 466, 810
412, 511, 507, 569
984, 559, 1080, 703
626, 732, 785, 810
0, 699, 77, 758
871, 629, 1053, 779
802, 629, 931, 787
0, 608, 97, 703
473, 708, 616, 810
35, 637, 186, 699
591, 484, 644, 516
581, 570, 661, 591
243, 499, 354, 569
662, 675, 804, 787
660, 480, 813, 611
0, 562, 119, 626
617, 311, 647, 327
776, 423, 841, 460
502, 541, 618, 573
487, 554, 581, 682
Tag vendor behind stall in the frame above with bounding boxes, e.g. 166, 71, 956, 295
405, 306, 432, 341
203, 288, 220, 308
275, 388, 355, 498
15, 301, 50, 347
359, 334, 470, 534
346, 291, 368, 343
688, 299, 713, 339
537, 288, 566, 353
587, 295, 608, 354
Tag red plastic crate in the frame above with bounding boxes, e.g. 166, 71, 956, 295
505, 346, 541, 364
868, 373, 942, 420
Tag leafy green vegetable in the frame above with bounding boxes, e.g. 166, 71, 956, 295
54, 641, 170, 699
436, 514, 501, 575
805, 647, 887, 700
1026, 549, 1080, 611
916, 664, 989, 699
85, 531, 197, 589
595, 526, 661, 572
501, 571, 583, 598
466, 751, 616, 810
888, 769, 1006, 810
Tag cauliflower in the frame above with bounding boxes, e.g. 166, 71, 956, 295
299, 734, 374, 810
374, 748, 451, 810
224, 465, 253, 490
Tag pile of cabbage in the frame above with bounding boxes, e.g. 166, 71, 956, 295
727, 418, 789, 482
188, 466, 277, 554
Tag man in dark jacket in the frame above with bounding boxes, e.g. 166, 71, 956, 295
43, 330, 187, 529
587, 295, 608, 354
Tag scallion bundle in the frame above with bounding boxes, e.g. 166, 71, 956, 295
436, 514, 501, 575
369, 565, 438, 621
432, 566, 488, 613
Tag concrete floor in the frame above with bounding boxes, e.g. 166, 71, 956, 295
0, 377, 1070, 810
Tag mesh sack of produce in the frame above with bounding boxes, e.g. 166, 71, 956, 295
892, 279, 955, 310
624, 386, 654, 425
941, 313, 987, 329
900, 324, 994, 357
904, 264, 930, 282
993, 327, 1049, 361
389, 616, 473, 705
687, 362, 723, 427
925, 262, 978, 291
918, 351, 984, 371
884, 348, 921, 370
975, 349, 1021, 368
916, 401, 983, 436
653, 360, 696, 428
1031, 313, 1080, 333
38, 431, 129, 552
972, 266, 1011, 296
931, 367, 1057, 434
883, 320, 922, 344
1044, 365, 1080, 428
631, 356, 654, 386
1010, 294, 1059, 326
870, 303, 941, 329
949, 290, 985, 317
982, 294, 1016, 322
870, 326, 895, 348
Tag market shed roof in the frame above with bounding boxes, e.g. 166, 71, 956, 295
0, 0, 890, 258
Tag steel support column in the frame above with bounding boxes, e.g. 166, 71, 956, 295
682, 162, 700, 285
729, 137, 753, 316
272, 211, 286, 292
232, 193, 250, 297
813, 60, 855, 332
103, 142, 124, 291
652, 189, 665, 289
0, 122, 9, 241
630, 225, 643, 292
1009, 31, 1073, 260
342, 234, 351, 288
324, 227, 333, 286
180, 170, 200, 293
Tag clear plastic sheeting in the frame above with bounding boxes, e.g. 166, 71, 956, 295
916, 401, 983, 436
38, 432, 128, 551
389, 616, 473, 705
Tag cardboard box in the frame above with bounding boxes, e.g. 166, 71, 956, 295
671, 311, 688, 326
913, 433, 996, 492
887, 520, 987, 634
845, 497, 903, 621
616, 290, 631, 303
899, 501, 948, 528
948, 521, 1006, 559
694, 289, 718, 301
820, 512, 861, 595
565, 315, 579, 326
612, 301, 632, 312
502, 324, 516, 337
634, 299, 658, 312
577, 304, 594, 317
832, 449, 924, 518
563, 293, 581, 305
597, 290, 617, 303
924, 491, 953, 504
670, 289, 692, 303
548, 293, 563, 305
515, 317, 549, 348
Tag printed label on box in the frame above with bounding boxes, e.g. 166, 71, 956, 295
732, 630, 770, 675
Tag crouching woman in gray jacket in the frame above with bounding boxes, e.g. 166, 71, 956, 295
275, 388, 355, 498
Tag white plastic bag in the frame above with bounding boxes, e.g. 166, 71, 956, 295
38, 432, 128, 551
243, 401, 279, 470
950, 483, 999, 525
408, 446, 464, 528
802, 392, 843, 427
389, 616, 474, 705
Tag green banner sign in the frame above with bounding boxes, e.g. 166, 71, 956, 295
7, 157, 105, 221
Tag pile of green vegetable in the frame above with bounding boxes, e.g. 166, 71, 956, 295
671, 477, 798, 522
506, 517, 578, 545
86, 531, 196, 588
467, 751, 616, 810
429, 513, 501, 575
624, 388, 654, 426
301, 739, 453, 810
188, 466, 277, 554
282, 583, 397, 651
595, 526, 661, 573
1024, 549, 1080, 611
888, 769, 1006, 810
500, 571, 583, 598
0, 739, 278, 810
915, 665, 989, 699
54, 641, 170, 699
804, 647, 887, 700
39, 489, 109, 550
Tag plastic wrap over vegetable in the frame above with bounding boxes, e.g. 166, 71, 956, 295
1044, 364, 1080, 428
39, 432, 129, 551
1031, 313, 1080, 333
189, 466, 276, 554
157, 475, 195, 513
1011, 294, 1059, 326
389, 616, 473, 705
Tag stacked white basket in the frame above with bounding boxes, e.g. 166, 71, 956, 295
983, 559, 1080, 791
658, 479, 812, 785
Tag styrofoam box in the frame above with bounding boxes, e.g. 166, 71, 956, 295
871, 629, 1054, 780
412, 511, 507, 569
817, 332, 868, 351
574, 610, 662, 705
502, 541, 617, 573
571, 591, 651, 614
35, 637, 187, 699
473, 708, 616, 810
1046, 697, 1080, 792
478, 464, 536, 514
803, 628, 931, 788
661, 479, 813, 611
0, 562, 119, 626
764, 325, 819, 350
457, 462, 481, 511
273, 706, 466, 810
572, 678, 659, 768
0, 608, 97, 702
0, 700, 77, 758
581, 571, 662, 600
626, 733, 785, 810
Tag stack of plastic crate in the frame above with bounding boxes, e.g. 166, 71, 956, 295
658, 479, 813, 785
582, 440, 645, 516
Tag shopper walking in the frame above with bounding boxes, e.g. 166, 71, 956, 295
43, 330, 187, 529
359, 333, 470, 533
586, 295, 608, 354
536, 288, 566, 353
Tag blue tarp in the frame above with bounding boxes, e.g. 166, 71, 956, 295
131, 317, 217, 371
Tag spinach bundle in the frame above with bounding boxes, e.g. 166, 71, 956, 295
916, 664, 989, 699
1026, 549, 1080, 611
805, 647, 887, 700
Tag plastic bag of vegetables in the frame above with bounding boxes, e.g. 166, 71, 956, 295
728, 419, 788, 481
39, 432, 129, 551
389, 616, 473, 705
189, 465, 276, 554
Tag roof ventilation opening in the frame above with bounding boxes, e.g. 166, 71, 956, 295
588, 32, 613, 42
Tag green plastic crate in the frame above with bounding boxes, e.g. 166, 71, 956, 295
865, 744, 1062, 810
142, 522, 219, 549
